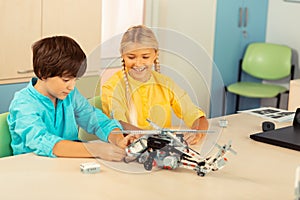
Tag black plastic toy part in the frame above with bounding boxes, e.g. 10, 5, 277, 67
262, 121, 275, 132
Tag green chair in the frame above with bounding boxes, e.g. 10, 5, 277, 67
78, 96, 102, 141
0, 112, 13, 157
226, 42, 294, 112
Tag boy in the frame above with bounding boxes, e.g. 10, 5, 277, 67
7, 36, 136, 161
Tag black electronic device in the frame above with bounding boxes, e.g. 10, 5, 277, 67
262, 121, 275, 132
250, 108, 300, 151
293, 108, 300, 129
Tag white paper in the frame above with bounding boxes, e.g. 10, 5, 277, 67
238, 107, 295, 122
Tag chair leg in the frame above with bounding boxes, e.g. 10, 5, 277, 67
276, 94, 281, 108
235, 95, 240, 113
223, 89, 227, 116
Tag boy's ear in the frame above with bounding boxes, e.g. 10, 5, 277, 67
39, 76, 47, 81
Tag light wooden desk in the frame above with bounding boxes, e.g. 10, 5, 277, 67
0, 113, 299, 200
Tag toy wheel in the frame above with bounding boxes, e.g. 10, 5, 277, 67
197, 171, 205, 177
138, 152, 149, 163
144, 160, 153, 171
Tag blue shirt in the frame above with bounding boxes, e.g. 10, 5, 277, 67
7, 78, 122, 157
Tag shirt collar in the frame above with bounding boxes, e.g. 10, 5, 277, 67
127, 72, 155, 87
27, 77, 59, 105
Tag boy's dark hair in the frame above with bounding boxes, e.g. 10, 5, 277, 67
32, 36, 87, 79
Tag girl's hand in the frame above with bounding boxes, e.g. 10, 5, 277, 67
183, 132, 205, 145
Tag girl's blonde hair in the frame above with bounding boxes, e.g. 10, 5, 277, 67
120, 25, 160, 125
120, 25, 160, 73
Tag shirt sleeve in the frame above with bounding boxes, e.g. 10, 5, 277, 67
167, 78, 206, 128
8, 100, 63, 158
72, 88, 123, 142
101, 72, 129, 123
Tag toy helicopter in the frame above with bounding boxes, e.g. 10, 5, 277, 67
120, 119, 237, 177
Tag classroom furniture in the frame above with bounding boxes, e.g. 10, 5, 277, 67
76, 66, 121, 99
0, 0, 101, 84
0, 112, 13, 157
288, 79, 300, 112
226, 43, 294, 113
0, 113, 299, 200
75, 75, 100, 99
78, 96, 102, 141
213, 0, 269, 114
99, 67, 122, 88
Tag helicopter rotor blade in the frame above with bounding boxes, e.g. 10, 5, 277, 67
111, 130, 161, 135
111, 129, 215, 135
167, 129, 216, 134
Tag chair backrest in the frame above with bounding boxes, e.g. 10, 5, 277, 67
100, 67, 122, 87
0, 112, 13, 157
242, 43, 292, 80
88, 95, 102, 110
78, 96, 102, 141
94, 67, 122, 96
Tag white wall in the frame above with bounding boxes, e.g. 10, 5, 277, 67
266, 0, 300, 73
145, 0, 216, 59
144, 0, 300, 113
144, 0, 217, 117
262, 0, 300, 109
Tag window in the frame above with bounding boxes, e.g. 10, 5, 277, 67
101, 0, 144, 42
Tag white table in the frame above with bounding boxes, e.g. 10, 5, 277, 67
0, 113, 299, 200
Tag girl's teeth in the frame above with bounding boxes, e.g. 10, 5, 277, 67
134, 67, 145, 72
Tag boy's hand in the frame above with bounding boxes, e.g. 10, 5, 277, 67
108, 129, 139, 149
115, 134, 138, 149
85, 142, 126, 161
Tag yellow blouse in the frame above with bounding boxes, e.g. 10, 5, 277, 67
101, 70, 205, 129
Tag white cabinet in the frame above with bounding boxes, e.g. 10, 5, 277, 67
42, 0, 101, 54
0, 0, 41, 83
0, 0, 101, 84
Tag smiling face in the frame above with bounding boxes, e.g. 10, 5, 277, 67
122, 47, 158, 82
34, 76, 76, 104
